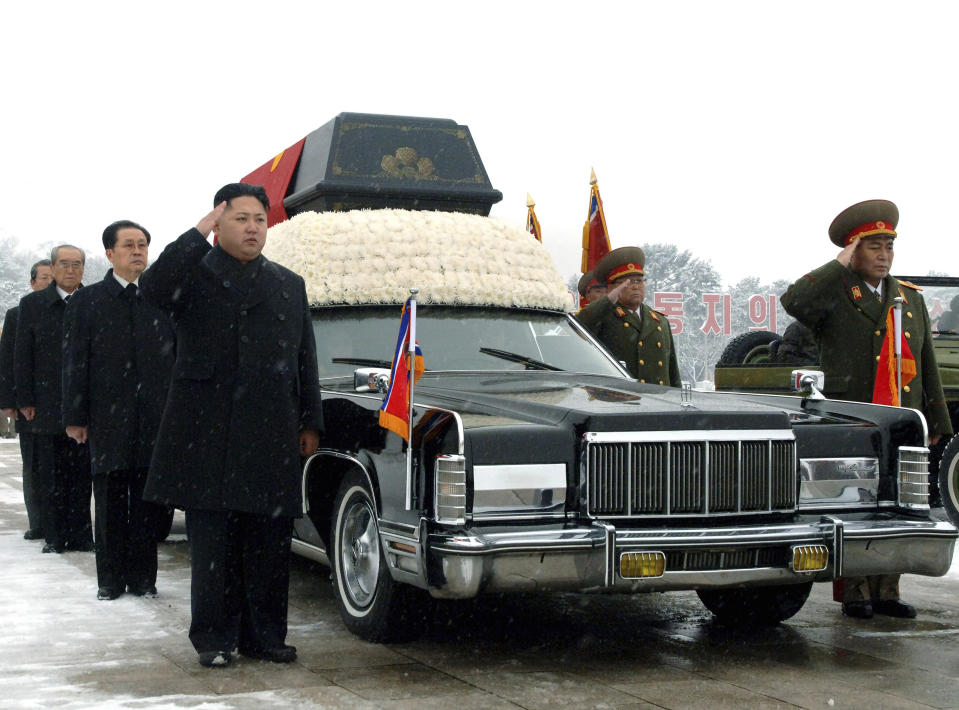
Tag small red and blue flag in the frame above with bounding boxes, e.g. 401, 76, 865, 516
379, 298, 425, 441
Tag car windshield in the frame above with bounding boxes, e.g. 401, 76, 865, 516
311, 305, 626, 379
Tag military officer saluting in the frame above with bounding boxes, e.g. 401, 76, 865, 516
577, 270, 608, 306
576, 246, 681, 386
782, 199, 953, 620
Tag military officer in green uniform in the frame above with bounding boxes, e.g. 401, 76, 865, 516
576, 247, 681, 386
782, 198, 953, 620
577, 270, 607, 306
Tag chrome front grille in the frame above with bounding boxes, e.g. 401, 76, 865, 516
585, 432, 797, 518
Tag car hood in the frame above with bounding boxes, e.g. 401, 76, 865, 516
409, 372, 805, 432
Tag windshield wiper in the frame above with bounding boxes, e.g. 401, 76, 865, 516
331, 357, 394, 368
479, 347, 563, 371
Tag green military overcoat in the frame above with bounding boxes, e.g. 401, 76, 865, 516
576, 298, 681, 386
781, 260, 952, 438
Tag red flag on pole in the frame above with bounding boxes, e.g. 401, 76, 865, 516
526, 193, 542, 242
872, 304, 917, 406
379, 299, 425, 441
581, 168, 611, 276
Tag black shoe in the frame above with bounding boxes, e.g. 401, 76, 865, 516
239, 644, 297, 663
23, 529, 43, 540
198, 651, 232, 668
41, 543, 64, 554
68, 540, 95, 552
874, 599, 917, 618
842, 601, 873, 619
97, 587, 123, 601
128, 584, 157, 598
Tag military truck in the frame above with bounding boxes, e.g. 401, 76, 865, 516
714, 275, 959, 526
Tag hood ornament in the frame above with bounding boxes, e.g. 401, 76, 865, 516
681, 383, 695, 408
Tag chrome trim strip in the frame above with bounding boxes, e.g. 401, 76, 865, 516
584, 430, 796, 443
472, 512, 569, 521
378, 520, 418, 538
291, 538, 330, 567
473, 463, 566, 490
301, 450, 375, 516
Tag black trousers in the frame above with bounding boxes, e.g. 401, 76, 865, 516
185, 509, 293, 655
18, 432, 41, 532
34, 433, 92, 550
93, 467, 164, 592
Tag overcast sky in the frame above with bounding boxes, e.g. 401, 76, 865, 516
3, 1, 957, 287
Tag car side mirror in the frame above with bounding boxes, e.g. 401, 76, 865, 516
792, 369, 825, 400
354, 367, 391, 393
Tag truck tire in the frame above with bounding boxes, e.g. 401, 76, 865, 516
718, 331, 782, 365
697, 582, 812, 625
330, 470, 431, 642
937, 436, 959, 527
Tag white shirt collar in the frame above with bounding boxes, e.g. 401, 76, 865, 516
112, 272, 139, 288
866, 282, 882, 299
56, 286, 74, 301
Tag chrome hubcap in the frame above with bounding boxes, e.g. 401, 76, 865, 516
340, 497, 379, 607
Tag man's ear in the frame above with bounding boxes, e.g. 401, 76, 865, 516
104, 249, 115, 265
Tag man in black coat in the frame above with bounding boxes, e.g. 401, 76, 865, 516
141, 183, 323, 668
0, 259, 53, 539
62, 220, 176, 600
15, 246, 93, 553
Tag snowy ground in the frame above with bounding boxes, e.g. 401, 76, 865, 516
3, 438, 959, 709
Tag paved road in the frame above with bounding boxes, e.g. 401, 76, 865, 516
1, 438, 958, 709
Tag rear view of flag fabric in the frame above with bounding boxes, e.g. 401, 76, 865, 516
872, 306, 917, 406
379, 299, 425, 441
526, 197, 542, 242
581, 178, 611, 274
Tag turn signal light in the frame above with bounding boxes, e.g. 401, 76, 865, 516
620, 551, 666, 579
791, 545, 828, 572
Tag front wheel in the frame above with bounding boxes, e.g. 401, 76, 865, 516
938, 436, 959, 527
330, 470, 431, 642
697, 582, 812, 625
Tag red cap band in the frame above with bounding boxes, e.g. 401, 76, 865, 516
608, 262, 644, 282
845, 221, 897, 246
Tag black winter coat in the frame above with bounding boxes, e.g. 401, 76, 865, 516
62, 270, 176, 475
140, 229, 323, 516
14, 282, 74, 434
0, 306, 33, 433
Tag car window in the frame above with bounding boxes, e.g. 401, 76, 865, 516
311, 306, 625, 378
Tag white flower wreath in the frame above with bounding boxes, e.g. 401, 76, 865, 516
262, 209, 570, 310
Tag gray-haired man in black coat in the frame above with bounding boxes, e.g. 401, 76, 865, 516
140, 183, 323, 668
62, 220, 176, 601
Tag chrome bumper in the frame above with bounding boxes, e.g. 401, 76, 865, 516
425, 518, 957, 599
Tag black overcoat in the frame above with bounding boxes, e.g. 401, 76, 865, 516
0, 305, 33, 434
14, 282, 74, 435
140, 229, 323, 517
61, 270, 176, 475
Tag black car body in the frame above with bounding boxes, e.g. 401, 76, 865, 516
264, 209, 957, 641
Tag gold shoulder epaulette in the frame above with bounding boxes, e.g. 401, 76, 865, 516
898, 279, 922, 291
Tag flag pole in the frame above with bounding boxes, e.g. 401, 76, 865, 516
405, 287, 418, 510
893, 296, 904, 406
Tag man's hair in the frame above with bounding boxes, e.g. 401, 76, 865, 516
29, 259, 52, 282
102, 220, 151, 250
50, 244, 86, 265
214, 183, 270, 212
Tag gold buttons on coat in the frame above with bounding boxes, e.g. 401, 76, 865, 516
657, 342, 662, 348
904, 385, 911, 393
658, 361, 663, 367
640, 379, 646, 383
639, 340, 644, 346
659, 380, 664, 385
639, 359, 645, 365
657, 326, 662, 332
624, 322, 630, 328
876, 355, 881, 361
905, 331, 911, 338
875, 330, 881, 336
907, 312, 913, 318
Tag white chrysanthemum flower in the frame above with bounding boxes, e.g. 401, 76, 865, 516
263, 209, 568, 309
